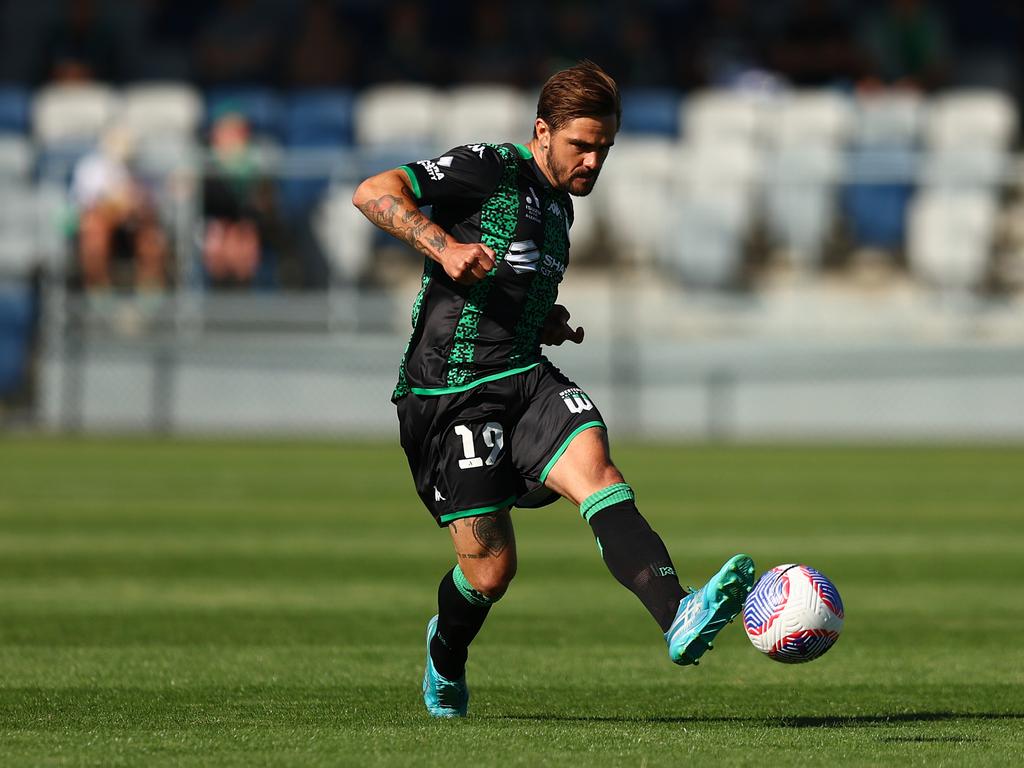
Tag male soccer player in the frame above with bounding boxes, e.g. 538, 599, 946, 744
353, 61, 754, 718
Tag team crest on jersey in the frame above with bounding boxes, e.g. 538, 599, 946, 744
559, 387, 593, 414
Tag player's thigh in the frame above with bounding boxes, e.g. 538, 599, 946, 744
509, 364, 615, 508
541, 425, 624, 507
396, 391, 519, 529
448, 508, 517, 597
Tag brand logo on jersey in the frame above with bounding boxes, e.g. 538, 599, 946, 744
559, 388, 593, 414
524, 186, 542, 223
548, 200, 562, 218
466, 144, 487, 158
505, 240, 540, 274
541, 253, 566, 279
434, 487, 446, 502
658, 566, 677, 577
416, 159, 445, 181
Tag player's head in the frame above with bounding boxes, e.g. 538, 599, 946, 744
533, 60, 619, 197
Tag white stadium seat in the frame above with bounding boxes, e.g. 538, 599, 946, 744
354, 84, 442, 149
315, 183, 376, 283
0, 135, 32, 180
924, 89, 1017, 150
120, 83, 203, 138
684, 90, 766, 146
770, 90, 853, 147
438, 85, 532, 149
908, 190, 996, 290
851, 91, 924, 147
32, 83, 120, 146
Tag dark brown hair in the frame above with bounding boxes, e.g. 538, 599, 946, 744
535, 60, 621, 134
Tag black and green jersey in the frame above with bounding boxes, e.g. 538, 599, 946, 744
392, 142, 573, 401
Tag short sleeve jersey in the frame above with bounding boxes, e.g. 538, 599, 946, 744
392, 142, 573, 401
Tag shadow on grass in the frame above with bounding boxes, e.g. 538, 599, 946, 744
494, 711, 1024, 728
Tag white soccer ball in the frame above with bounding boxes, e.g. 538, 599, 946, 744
742, 563, 844, 663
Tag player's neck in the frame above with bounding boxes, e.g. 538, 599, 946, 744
527, 138, 557, 189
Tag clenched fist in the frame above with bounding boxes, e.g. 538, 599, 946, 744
441, 243, 496, 284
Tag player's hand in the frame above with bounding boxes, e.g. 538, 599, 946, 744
540, 304, 584, 346
441, 243, 496, 285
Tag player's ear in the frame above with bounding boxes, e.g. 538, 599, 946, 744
534, 118, 550, 146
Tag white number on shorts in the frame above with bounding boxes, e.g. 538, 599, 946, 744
454, 422, 504, 470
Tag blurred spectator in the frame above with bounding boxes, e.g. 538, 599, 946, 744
859, 0, 952, 92
34, 0, 127, 84
458, 1, 532, 87
194, 0, 283, 86
70, 125, 169, 291
286, 0, 357, 88
611, 9, 673, 88
769, 0, 866, 87
202, 107, 280, 288
368, 0, 439, 84
539, 1, 605, 81
676, 0, 772, 88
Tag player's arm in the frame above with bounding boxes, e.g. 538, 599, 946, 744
352, 162, 496, 284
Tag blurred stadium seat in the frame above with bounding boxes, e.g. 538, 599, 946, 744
0, 281, 33, 398
666, 142, 761, 288
597, 136, 678, 264
121, 83, 203, 139
438, 85, 531, 148
354, 84, 441, 149
0, 135, 32, 180
619, 89, 681, 137
315, 183, 375, 284
924, 89, 1018, 150
684, 90, 765, 145
205, 87, 284, 139
908, 190, 997, 290
763, 91, 851, 269
0, 183, 38, 275
32, 83, 119, 146
279, 89, 355, 217
0, 85, 30, 134
841, 92, 925, 251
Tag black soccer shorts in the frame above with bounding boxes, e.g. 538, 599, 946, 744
396, 361, 606, 527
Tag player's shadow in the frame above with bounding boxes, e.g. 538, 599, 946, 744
496, 711, 1023, 728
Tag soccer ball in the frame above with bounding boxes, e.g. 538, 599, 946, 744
742, 564, 844, 663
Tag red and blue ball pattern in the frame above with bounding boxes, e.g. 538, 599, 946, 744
743, 564, 844, 664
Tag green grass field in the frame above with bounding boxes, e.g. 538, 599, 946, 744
1, 438, 1022, 766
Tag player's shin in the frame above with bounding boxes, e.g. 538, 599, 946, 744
431, 565, 498, 680
582, 484, 686, 632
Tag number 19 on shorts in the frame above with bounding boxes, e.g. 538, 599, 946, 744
454, 423, 504, 470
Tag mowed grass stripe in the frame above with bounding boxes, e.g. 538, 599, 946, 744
1, 437, 1023, 766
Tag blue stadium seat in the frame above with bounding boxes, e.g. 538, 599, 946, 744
841, 147, 916, 249
205, 87, 284, 139
284, 89, 354, 148
619, 89, 682, 136
278, 90, 355, 217
0, 85, 30, 134
0, 282, 34, 397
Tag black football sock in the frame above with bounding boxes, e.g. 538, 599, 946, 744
583, 484, 686, 633
429, 565, 496, 680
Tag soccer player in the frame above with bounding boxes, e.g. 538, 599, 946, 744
353, 61, 755, 718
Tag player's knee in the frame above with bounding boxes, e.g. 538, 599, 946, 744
469, 561, 516, 600
596, 464, 625, 489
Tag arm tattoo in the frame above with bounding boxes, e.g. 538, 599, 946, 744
472, 512, 512, 557
356, 192, 449, 259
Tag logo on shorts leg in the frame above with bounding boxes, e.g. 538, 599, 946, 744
559, 387, 593, 414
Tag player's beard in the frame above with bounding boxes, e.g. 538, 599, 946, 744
548, 149, 599, 197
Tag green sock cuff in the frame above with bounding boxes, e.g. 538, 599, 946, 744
580, 482, 635, 523
452, 564, 497, 607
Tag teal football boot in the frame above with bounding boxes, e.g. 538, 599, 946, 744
422, 615, 469, 717
666, 554, 755, 666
